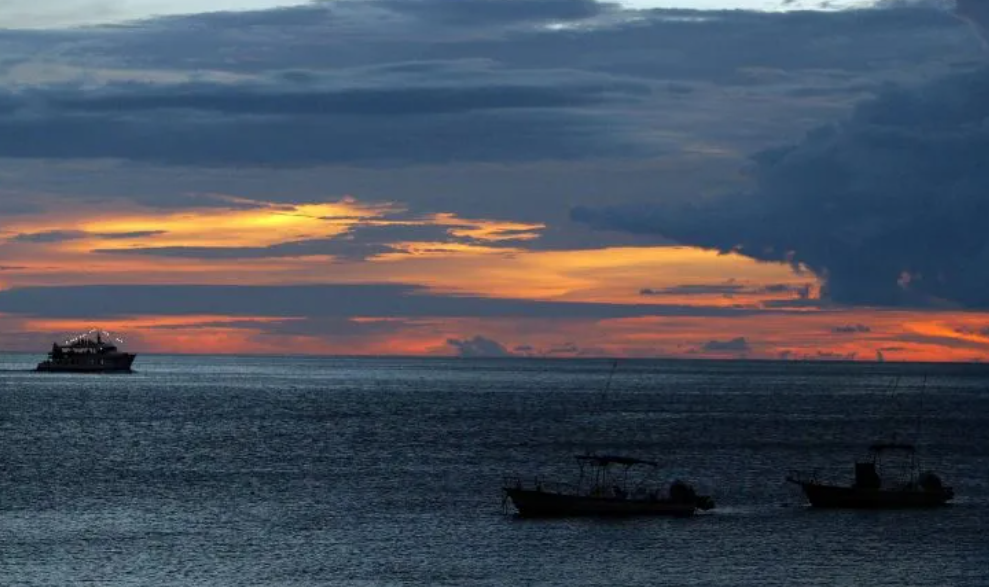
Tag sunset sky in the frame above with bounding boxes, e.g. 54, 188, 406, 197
1, 0, 988, 360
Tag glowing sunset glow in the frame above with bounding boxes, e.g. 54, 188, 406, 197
6, 197, 989, 363
3, 191, 989, 363
3, 196, 811, 305
75, 200, 389, 249
6, 308, 988, 362
2, 198, 548, 258
364, 245, 816, 304
436, 214, 545, 242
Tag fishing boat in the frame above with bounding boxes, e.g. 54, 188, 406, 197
36, 329, 136, 373
503, 454, 715, 518
786, 442, 953, 509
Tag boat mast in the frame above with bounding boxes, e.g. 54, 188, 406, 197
600, 359, 618, 405
915, 374, 926, 444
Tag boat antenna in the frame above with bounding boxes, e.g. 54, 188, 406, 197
885, 375, 901, 395
601, 359, 619, 404
876, 375, 901, 443
915, 374, 927, 444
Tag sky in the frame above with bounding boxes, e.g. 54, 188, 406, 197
0, 0, 877, 28
1, 0, 988, 360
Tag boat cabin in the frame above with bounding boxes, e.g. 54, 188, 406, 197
855, 442, 920, 490
574, 454, 661, 499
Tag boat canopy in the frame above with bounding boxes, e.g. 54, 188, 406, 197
575, 454, 659, 467
57, 329, 124, 349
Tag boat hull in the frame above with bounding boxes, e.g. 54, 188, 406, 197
36, 353, 136, 373
789, 479, 953, 509
504, 488, 698, 518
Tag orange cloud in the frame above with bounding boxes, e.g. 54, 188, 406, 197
3, 193, 989, 362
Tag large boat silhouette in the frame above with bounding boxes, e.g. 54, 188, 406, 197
36, 330, 136, 373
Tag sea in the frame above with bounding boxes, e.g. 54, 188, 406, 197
1, 354, 987, 586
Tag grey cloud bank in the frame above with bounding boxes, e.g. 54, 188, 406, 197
0, 3, 978, 169
575, 63, 989, 309
0, 78, 644, 166
0, 284, 793, 320
91, 224, 486, 261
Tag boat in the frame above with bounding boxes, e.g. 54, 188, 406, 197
502, 454, 715, 518
786, 442, 953, 509
36, 329, 136, 373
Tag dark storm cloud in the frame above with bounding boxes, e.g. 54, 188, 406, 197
11, 229, 89, 243
374, 0, 610, 25
43, 80, 641, 117
0, 4, 978, 171
0, 110, 634, 167
0, 78, 646, 166
446, 335, 513, 357
0, 284, 796, 320
96, 230, 167, 239
93, 224, 476, 261
639, 282, 810, 298
57, 5, 970, 78
95, 239, 394, 261
575, 64, 989, 309
641, 284, 747, 296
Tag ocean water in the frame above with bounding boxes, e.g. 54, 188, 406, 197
1, 354, 988, 586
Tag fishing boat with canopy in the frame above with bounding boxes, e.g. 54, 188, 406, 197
503, 453, 715, 518
786, 441, 953, 509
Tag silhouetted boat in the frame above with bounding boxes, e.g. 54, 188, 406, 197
503, 454, 715, 517
36, 329, 136, 373
787, 442, 953, 509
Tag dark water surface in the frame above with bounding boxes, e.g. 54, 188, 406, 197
2, 355, 988, 586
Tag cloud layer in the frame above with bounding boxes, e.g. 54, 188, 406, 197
0, 283, 787, 320
2, 2, 988, 359
0, 3, 977, 170
576, 64, 989, 309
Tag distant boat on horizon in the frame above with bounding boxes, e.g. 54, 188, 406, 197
36, 329, 136, 373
